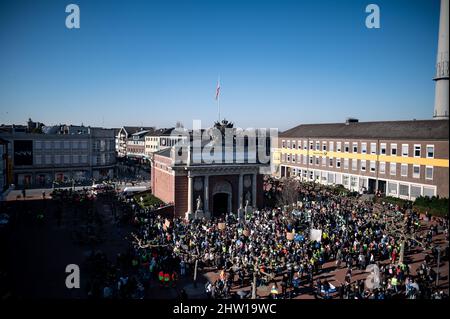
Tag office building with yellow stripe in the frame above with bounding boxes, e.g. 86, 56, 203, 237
274, 119, 449, 200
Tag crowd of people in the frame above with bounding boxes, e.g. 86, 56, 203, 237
84, 181, 448, 300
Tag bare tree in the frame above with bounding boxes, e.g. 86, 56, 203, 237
377, 206, 427, 264
277, 177, 300, 208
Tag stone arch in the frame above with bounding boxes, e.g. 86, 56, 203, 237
212, 180, 232, 195
212, 180, 232, 215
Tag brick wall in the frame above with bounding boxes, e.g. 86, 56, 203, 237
435, 140, 449, 197
174, 175, 188, 217
152, 166, 174, 204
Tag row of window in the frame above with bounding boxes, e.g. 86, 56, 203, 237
35, 140, 114, 151
136, 138, 183, 151
127, 148, 144, 153
34, 154, 113, 165
35, 154, 89, 165
92, 140, 114, 152
145, 137, 183, 144
160, 138, 183, 147
35, 140, 89, 150
281, 140, 435, 158
284, 167, 436, 198
281, 154, 434, 180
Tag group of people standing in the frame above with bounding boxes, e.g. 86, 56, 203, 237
57, 175, 448, 300
118, 182, 448, 299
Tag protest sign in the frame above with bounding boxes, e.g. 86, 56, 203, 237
310, 229, 322, 242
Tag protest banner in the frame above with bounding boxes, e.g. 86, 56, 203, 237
310, 229, 322, 242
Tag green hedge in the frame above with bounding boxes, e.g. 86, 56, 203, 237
380, 196, 411, 207
134, 192, 164, 208
375, 195, 448, 217
413, 196, 448, 217
330, 184, 348, 194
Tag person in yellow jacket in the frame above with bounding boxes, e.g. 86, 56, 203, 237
270, 284, 279, 298
390, 276, 399, 293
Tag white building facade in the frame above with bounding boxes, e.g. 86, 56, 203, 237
0, 126, 116, 187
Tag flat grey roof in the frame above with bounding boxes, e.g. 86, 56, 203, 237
280, 119, 449, 140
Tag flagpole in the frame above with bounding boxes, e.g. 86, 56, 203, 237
218, 92, 220, 122
217, 76, 221, 122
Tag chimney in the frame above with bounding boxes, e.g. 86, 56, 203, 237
433, 0, 449, 119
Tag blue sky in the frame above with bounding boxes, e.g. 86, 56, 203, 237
0, 0, 441, 130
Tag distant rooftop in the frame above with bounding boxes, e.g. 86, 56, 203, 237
146, 127, 176, 136
122, 126, 155, 135
155, 147, 172, 158
131, 130, 152, 137
280, 119, 449, 140
0, 123, 115, 136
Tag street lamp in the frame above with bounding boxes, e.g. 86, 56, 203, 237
252, 262, 259, 299
193, 259, 199, 288
436, 246, 441, 288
